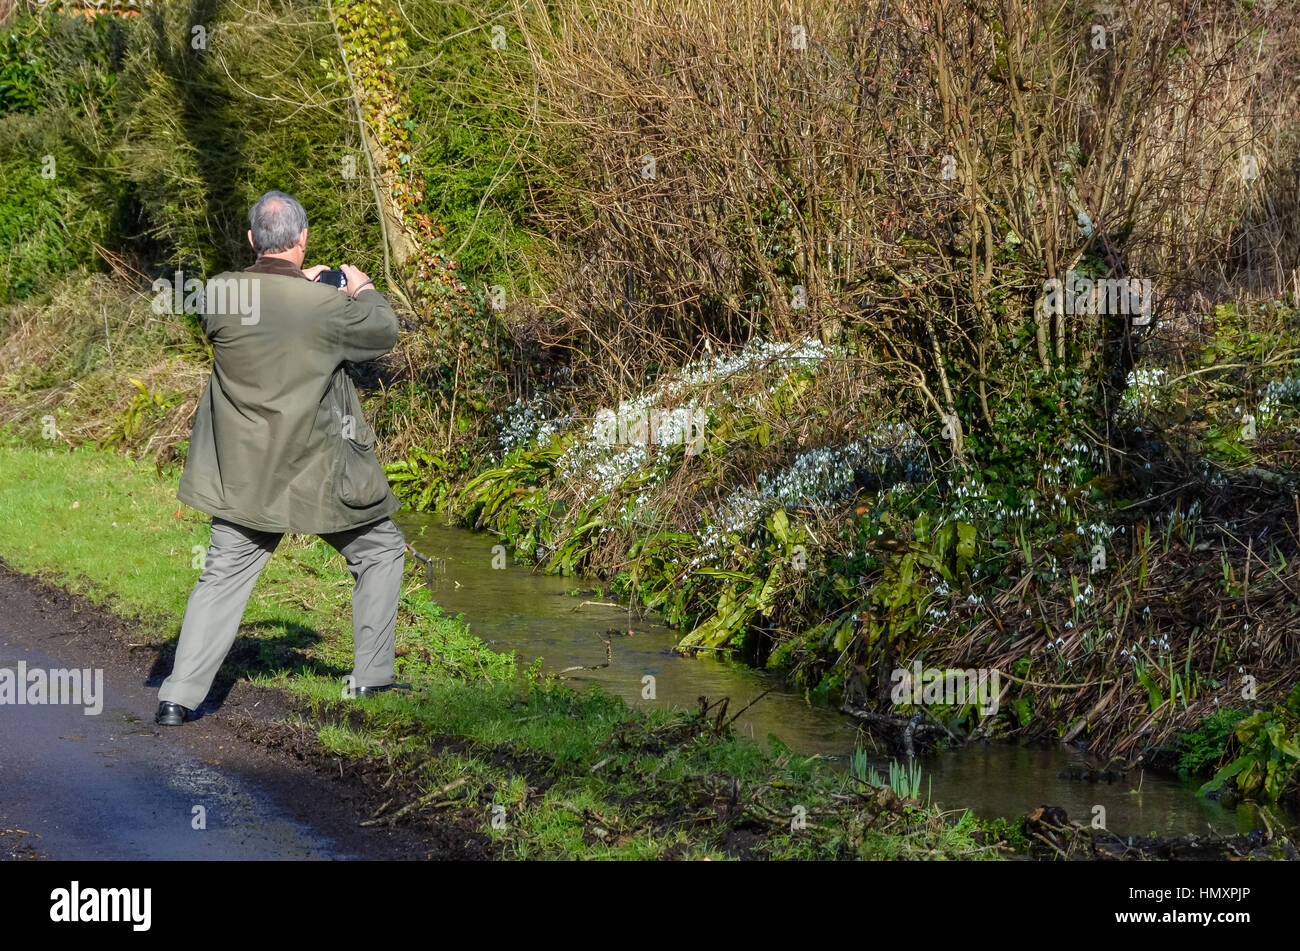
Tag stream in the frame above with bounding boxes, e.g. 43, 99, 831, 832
396, 511, 1295, 839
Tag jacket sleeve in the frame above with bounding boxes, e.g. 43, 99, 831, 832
337, 288, 400, 362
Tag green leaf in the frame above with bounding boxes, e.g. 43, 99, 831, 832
769, 508, 790, 545
1135, 663, 1165, 711
755, 563, 779, 617
956, 521, 976, 572
1198, 755, 1251, 797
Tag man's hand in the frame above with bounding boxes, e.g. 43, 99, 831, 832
339, 264, 373, 297
302, 264, 331, 281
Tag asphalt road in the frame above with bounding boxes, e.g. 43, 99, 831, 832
0, 566, 430, 860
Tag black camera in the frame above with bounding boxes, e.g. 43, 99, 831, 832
315, 268, 348, 289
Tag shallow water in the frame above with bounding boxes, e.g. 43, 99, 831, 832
396, 511, 1294, 839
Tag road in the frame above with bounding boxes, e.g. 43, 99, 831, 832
0, 563, 459, 860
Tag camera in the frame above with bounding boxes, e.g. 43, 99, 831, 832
315, 268, 348, 289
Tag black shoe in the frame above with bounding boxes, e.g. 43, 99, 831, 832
353, 682, 412, 698
155, 701, 191, 726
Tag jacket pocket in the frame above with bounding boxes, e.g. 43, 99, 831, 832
328, 364, 389, 509
337, 435, 391, 508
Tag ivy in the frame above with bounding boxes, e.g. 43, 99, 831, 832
331, 0, 480, 344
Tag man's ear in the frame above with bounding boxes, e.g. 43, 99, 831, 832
247, 229, 256, 250
298, 228, 308, 251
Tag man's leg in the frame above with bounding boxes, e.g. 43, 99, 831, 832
158, 518, 283, 711
320, 517, 406, 689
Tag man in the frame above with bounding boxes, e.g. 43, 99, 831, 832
155, 190, 408, 726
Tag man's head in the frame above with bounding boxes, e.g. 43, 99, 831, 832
247, 191, 308, 264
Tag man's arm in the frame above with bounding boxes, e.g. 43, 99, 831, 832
335, 264, 399, 362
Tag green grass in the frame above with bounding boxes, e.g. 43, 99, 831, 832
0, 442, 223, 622
0, 440, 1001, 859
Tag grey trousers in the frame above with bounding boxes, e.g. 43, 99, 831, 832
158, 516, 406, 711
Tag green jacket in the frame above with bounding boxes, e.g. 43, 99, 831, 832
177, 256, 401, 534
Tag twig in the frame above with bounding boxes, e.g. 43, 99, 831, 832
721, 688, 773, 731
360, 776, 469, 827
